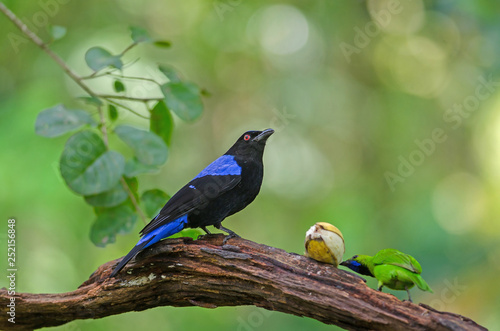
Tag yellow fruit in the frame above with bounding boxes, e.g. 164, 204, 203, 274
304, 222, 345, 267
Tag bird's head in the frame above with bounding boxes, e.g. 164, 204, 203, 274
340, 255, 374, 277
226, 129, 274, 157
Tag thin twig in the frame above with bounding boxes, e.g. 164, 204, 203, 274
97, 104, 109, 147
120, 42, 138, 56
81, 68, 119, 80
106, 99, 150, 119
120, 177, 147, 224
107, 73, 163, 86
98, 94, 163, 102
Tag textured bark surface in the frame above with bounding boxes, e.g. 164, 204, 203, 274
0, 235, 487, 331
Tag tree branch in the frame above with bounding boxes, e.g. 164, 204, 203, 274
0, 235, 486, 331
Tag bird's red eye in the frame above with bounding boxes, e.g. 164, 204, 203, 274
244, 134, 251, 141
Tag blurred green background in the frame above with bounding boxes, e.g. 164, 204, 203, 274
1, 0, 500, 330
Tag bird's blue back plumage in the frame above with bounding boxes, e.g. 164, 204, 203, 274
194, 155, 241, 179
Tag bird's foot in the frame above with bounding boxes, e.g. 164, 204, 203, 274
214, 224, 241, 245
197, 226, 214, 240
222, 232, 240, 245
405, 289, 413, 303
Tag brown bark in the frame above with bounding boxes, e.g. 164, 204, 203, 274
0, 235, 486, 331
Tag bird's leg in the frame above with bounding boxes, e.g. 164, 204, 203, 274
377, 284, 384, 292
215, 223, 240, 244
197, 226, 212, 240
406, 287, 413, 303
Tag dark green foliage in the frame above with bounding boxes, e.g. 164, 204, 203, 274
115, 125, 168, 166
85, 46, 123, 71
60, 131, 125, 195
141, 189, 170, 218
84, 181, 129, 207
49, 25, 66, 41
124, 158, 160, 177
153, 40, 171, 48
150, 101, 174, 146
130, 26, 171, 48
159, 65, 181, 83
162, 81, 203, 122
130, 26, 152, 43
35, 104, 96, 137
113, 80, 125, 93
108, 104, 118, 121
90, 203, 138, 247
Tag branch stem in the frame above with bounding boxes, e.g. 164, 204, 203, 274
120, 177, 148, 224
106, 99, 150, 119
0, 1, 148, 220
97, 94, 163, 102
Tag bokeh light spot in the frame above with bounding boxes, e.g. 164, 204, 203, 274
432, 172, 485, 234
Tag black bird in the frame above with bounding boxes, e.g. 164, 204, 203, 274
110, 128, 274, 277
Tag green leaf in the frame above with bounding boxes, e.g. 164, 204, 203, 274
150, 100, 174, 146
50, 25, 66, 40
35, 104, 96, 138
115, 125, 168, 166
124, 158, 159, 177
153, 40, 171, 48
161, 82, 203, 122
78, 96, 103, 106
85, 47, 123, 71
130, 26, 153, 43
171, 228, 202, 240
60, 131, 125, 195
84, 181, 128, 207
113, 80, 125, 93
158, 65, 181, 83
108, 104, 118, 121
200, 88, 211, 97
124, 176, 139, 201
90, 203, 138, 247
141, 189, 170, 218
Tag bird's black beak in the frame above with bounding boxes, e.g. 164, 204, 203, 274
253, 128, 274, 142
340, 261, 349, 267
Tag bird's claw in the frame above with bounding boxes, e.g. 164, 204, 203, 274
222, 233, 240, 245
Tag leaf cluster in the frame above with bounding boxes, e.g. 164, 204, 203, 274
35, 27, 206, 246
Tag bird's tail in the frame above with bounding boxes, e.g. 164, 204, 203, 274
109, 215, 188, 278
109, 240, 152, 278
412, 274, 433, 293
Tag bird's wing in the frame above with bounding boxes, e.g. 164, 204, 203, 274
139, 175, 241, 235
372, 249, 421, 274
